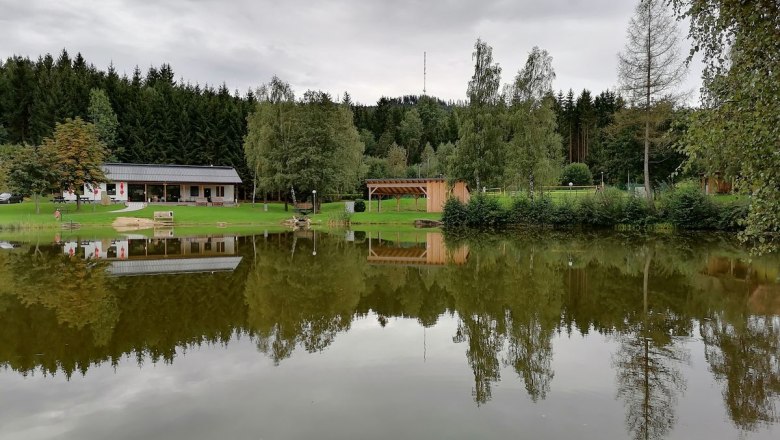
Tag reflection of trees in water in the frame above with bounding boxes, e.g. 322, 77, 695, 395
454, 314, 504, 405
702, 315, 780, 430
505, 312, 555, 402
1, 244, 117, 347
614, 334, 687, 440
446, 237, 562, 405
244, 232, 363, 364
0, 230, 778, 423
612, 249, 689, 440
0, 237, 251, 377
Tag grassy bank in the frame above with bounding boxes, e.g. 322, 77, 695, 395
0, 197, 441, 231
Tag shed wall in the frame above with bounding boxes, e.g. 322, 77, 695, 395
425, 181, 470, 213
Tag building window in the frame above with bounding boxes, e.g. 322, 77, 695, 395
106, 184, 116, 195
216, 241, 226, 253
216, 186, 225, 197
190, 186, 199, 197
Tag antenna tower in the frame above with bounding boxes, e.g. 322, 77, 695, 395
423, 51, 427, 95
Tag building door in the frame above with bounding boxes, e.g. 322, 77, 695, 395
204, 187, 211, 202
128, 184, 146, 202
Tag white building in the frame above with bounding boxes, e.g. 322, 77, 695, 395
63, 163, 242, 204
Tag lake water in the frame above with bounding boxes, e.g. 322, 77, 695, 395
0, 230, 779, 440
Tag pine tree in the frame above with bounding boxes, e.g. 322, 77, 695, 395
88, 88, 119, 158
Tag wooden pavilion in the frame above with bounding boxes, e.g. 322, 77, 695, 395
365, 178, 470, 213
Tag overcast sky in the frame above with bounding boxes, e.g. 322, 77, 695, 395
0, 0, 702, 104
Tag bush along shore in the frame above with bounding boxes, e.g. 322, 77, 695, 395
442, 187, 748, 231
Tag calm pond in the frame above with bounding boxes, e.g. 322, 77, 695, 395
0, 230, 779, 440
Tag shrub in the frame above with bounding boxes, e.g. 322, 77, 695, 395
528, 196, 555, 225
662, 186, 717, 229
465, 194, 508, 228
354, 198, 366, 212
576, 195, 598, 226
574, 188, 625, 227
509, 195, 532, 224
560, 163, 593, 186
715, 201, 748, 231
622, 195, 651, 226
509, 195, 557, 226
592, 187, 625, 227
442, 197, 468, 227
552, 197, 577, 227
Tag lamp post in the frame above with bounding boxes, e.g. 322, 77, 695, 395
569, 182, 573, 193
312, 230, 317, 256
601, 171, 604, 188
312, 189, 317, 215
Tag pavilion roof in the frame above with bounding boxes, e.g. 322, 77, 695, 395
365, 178, 445, 196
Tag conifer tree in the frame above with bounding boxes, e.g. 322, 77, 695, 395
618, 0, 687, 200
88, 88, 119, 158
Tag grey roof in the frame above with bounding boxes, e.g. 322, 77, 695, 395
107, 257, 243, 276
103, 163, 242, 184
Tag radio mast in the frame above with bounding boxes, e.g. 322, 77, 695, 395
423, 51, 427, 95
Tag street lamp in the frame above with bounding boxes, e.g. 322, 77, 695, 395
601, 171, 604, 188
569, 182, 573, 192
312, 189, 317, 215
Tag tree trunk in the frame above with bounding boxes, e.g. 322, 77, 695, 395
34, 193, 40, 215
644, 8, 653, 203
644, 116, 652, 201
529, 173, 535, 200
76, 191, 81, 211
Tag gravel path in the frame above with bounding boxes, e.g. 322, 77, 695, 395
111, 202, 146, 213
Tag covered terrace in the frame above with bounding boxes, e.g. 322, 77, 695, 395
365, 178, 469, 213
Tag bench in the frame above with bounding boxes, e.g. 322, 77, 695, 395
52, 196, 66, 204
195, 198, 208, 207
294, 202, 313, 216
212, 197, 224, 207
153, 211, 175, 226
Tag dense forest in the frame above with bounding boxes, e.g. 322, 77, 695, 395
0, 51, 254, 186
0, 49, 684, 195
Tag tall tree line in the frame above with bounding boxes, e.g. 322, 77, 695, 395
351, 94, 459, 162
0, 50, 254, 188
553, 89, 623, 164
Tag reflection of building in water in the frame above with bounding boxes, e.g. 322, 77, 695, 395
367, 232, 469, 266
702, 256, 780, 314
62, 236, 241, 276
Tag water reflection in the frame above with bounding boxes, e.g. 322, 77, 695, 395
0, 231, 779, 438
60, 236, 242, 276
367, 231, 469, 266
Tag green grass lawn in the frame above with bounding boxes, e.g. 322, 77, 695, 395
0, 197, 442, 231
1, 188, 740, 233
323, 197, 440, 225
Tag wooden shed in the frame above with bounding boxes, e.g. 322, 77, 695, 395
365, 178, 470, 213
701, 172, 732, 195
